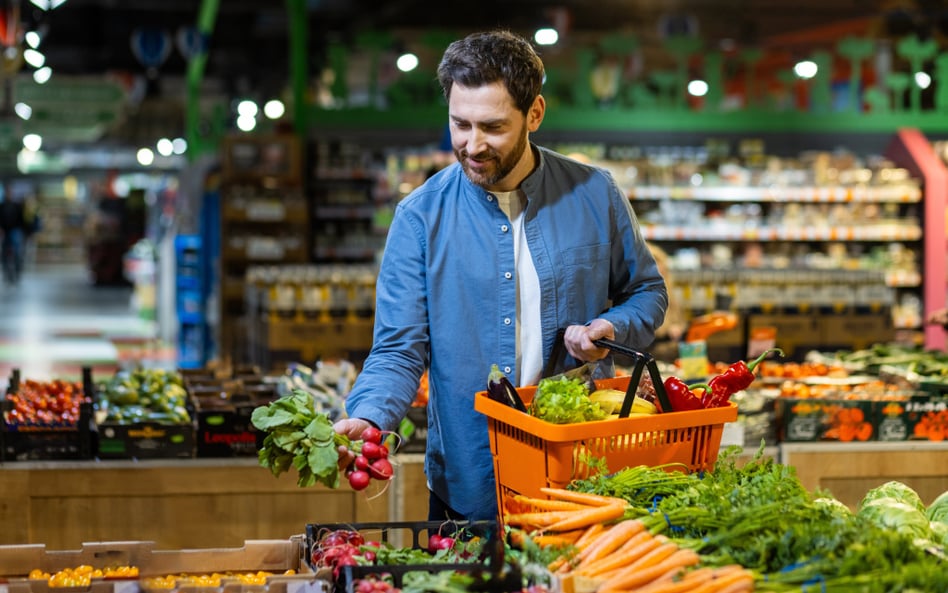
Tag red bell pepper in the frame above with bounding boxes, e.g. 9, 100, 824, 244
662, 376, 710, 412
702, 348, 784, 408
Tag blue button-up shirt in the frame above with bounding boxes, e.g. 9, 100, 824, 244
345, 144, 667, 520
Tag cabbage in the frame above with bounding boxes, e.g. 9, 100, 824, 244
859, 481, 926, 513
857, 497, 933, 539
926, 490, 948, 524
814, 497, 852, 517
931, 520, 948, 546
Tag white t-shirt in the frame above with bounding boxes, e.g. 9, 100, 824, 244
493, 190, 542, 386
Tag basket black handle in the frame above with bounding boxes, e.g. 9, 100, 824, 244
542, 329, 673, 415
591, 338, 673, 415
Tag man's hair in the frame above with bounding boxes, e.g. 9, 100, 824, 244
437, 30, 544, 115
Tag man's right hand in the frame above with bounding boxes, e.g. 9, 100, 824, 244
333, 417, 374, 469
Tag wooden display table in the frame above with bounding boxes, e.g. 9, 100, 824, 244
781, 441, 948, 508
0, 457, 416, 550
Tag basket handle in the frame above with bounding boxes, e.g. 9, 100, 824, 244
591, 338, 673, 415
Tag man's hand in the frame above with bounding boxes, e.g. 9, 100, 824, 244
333, 417, 373, 470
564, 319, 615, 362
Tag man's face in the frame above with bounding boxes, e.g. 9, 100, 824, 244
448, 82, 542, 192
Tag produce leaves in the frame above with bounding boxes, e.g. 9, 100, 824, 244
251, 389, 349, 488
528, 376, 607, 424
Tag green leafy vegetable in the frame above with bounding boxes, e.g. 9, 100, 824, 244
857, 497, 933, 540
251, 389, 350, 488
926, 489, 948, 524
860, 480, 926, 513
528, 376, 606, 424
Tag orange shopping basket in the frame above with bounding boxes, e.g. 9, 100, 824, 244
473, 334, 737, 519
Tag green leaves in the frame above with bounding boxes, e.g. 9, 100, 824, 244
251, 389, 349, 488
528, 376, 607, 424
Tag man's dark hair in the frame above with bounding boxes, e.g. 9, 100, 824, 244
437, 30, 544, 115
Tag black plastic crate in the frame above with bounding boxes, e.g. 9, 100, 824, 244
305, 520, 520, 593
338, 560, 522, 593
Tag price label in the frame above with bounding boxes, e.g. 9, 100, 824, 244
246, 200, 286, 221
747, 326, 777, 359
678, 340, 709, 380
246, 237, 284, 259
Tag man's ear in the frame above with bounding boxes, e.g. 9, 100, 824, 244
527, 95, 545, 132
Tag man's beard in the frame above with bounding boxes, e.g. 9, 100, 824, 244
455, 129, 528, 189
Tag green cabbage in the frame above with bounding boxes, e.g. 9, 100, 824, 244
926, 490, 948, 524
860, 481, 926, 513
931, 520, 948, 546
857, 497, 933, 540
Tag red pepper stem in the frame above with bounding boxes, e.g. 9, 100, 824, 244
745, 348, 784, 373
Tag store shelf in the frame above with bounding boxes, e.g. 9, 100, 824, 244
629, 184, 922, 203
642, 224, 922, 242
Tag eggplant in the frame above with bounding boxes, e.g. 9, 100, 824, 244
486, 364, 527, 412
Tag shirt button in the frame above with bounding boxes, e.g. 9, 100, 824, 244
487, 195, 494, 202
501, 224, 509, 232
504, 272, 512, 279
504, 317, 511, 325
504, 366, 512, 374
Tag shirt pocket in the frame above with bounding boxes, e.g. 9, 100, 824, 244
562, 243, 611, 313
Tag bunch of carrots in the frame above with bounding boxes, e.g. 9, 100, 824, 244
505, 488, 755, 593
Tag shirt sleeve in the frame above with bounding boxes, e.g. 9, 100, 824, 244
343, 203, 429, 432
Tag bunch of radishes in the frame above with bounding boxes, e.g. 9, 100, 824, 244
346, 426, 395, 491
311, 529, 382, 579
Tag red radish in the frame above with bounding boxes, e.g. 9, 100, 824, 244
369, 457, 393, 480
427, 533, 443, 553
379, 444, 390, 458
353, 455, 370, 471
361, 426, 383, 444
347, 470, 371, 491
437, 536, 455, 550
361, 441, 382, 460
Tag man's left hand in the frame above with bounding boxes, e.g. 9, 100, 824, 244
564, 319, 615, 362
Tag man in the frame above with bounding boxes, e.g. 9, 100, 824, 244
334, 29, 667, 521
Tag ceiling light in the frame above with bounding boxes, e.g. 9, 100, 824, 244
396, 52, 419, 72
534, 28, 558, 46
915, 71, 931, 89
236, 114, 257, 132
14, 103, 32, 120
24, 49, 45, 68
33, 66, 52, 84
687, 79, 709, 97
237, 100, 258, 118
25, 31, 41, 49
23, 134, 43, 152
793, 60, 818, 79
29, 0, 68, 10
156, 138, 174, 157
172, 137, 187, 154
263, 99, 285, 119
137, 148, 155, 166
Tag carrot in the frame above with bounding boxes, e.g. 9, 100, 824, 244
544, 503, 626, 532
505, 509, 588, 529
598, 547, 700, 592
532, 532, 581, 547
574, 523, 606, 550
574, 519, 645, 568
575, 531, 656, 576
675, 567, 754, 593
540, 487, 628, 507
623, 566, 712, 593
512, 494, 590, 511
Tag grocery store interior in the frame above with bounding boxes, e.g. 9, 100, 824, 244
1, 0, 948, 586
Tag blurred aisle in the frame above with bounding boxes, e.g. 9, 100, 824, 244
0, 263, 172, 389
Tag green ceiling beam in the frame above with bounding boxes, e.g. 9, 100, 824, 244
185, 0, 219, 161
